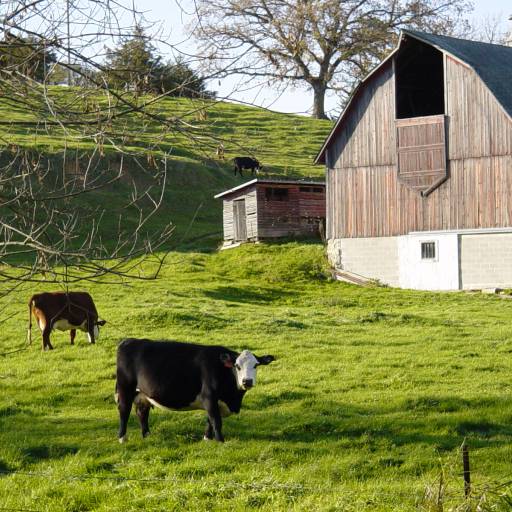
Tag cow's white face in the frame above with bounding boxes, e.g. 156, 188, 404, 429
224, 350, 275, 391
93, 319, 107, 342
234, 350, 259, 390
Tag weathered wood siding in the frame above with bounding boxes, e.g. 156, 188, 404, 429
329, 62, 396, 169
223, 199, 234, 241
222, 187, 258, 243
328, 54, 512, 239
257, 185, 325, 239
329, 156, 512, 237
245, 190, 258, 238
446, 57, 512, 159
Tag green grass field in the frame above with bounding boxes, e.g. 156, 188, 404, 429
2, 92, 512, 510
2, 244, 512, 511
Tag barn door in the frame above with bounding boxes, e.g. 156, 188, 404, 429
233, 199, 247, 241
396, 115, 447, 196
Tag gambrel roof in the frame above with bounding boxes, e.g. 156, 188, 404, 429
315, 30, 512, 164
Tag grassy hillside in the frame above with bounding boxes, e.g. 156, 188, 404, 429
0, 92, 332, 249
1, 244, 512, 511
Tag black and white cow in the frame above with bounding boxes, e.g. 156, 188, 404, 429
115, 338, 275, 443
233, 156, 261, 177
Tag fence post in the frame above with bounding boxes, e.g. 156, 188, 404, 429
461, 439, 471, 498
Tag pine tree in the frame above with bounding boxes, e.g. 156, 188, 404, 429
0, 32, 56, 82
154, 57, 212, 98
103, 25, 160, 94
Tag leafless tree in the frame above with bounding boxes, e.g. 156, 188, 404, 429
468, 13, 509, 45
193, 0, 473, 119
0, 1, 220, 305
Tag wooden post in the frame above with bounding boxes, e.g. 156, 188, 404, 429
461, 439, 471, 498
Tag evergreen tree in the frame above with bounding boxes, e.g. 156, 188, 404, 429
154, 58, 213, 98
0, 32, 56, 82
103, 25, 160, 94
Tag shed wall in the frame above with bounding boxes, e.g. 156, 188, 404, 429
257, 185, 325, 239
222, 188, 258, 244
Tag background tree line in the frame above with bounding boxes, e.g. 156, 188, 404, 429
0, 25, 212, 98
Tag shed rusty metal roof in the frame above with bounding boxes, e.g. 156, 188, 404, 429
214, 178, 325, 199
315, 29, 512, 165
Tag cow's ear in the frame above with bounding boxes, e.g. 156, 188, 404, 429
256, 355, 275, 365
220, 353, 234, 368
97, 319, 107, 326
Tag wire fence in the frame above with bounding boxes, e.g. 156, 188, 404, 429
0, 464, 511, 497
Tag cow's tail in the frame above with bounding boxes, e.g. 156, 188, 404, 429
27, 297, 33, 345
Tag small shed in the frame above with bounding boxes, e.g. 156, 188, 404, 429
214, 179, 326, 247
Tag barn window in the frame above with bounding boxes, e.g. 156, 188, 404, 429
265, 187, 289, 201
421, 241, 437, 260
299, 186, 311, 192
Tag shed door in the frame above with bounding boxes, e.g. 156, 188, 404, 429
233, 199, 247, 241
396, 115, 447, 196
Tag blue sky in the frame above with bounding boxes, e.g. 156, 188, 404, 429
138, 0, 511, 116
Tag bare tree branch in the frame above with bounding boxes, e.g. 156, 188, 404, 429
193, 0, 473, 118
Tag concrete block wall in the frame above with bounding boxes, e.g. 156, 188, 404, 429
460, 233, 512, 290
327, 237, 399, 286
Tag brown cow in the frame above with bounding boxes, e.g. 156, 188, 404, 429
28, 291, 106, 350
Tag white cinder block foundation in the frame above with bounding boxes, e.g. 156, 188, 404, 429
328, 229, 512, 291
327, 237, 399, 286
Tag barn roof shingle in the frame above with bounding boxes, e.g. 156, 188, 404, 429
315, 30, 512, 164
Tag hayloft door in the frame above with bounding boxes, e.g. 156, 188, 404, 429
233, 199, 247, 241
396, 115, 447, 196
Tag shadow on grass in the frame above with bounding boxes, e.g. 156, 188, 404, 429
233, 395, 512, 449
2, 395, 512, 467
21, 444, 80, 463
203, 285, 294, 304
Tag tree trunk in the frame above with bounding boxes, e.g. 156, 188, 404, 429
312, 82, 328, 119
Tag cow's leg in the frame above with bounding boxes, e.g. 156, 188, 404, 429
204, 418, 213, 441
134, 394, 151, 438
42, 326, 53, 351
86, 318, 95, 344
116, 384, 136, 443
203, 395, 223, 442
70, 329, 76, 345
